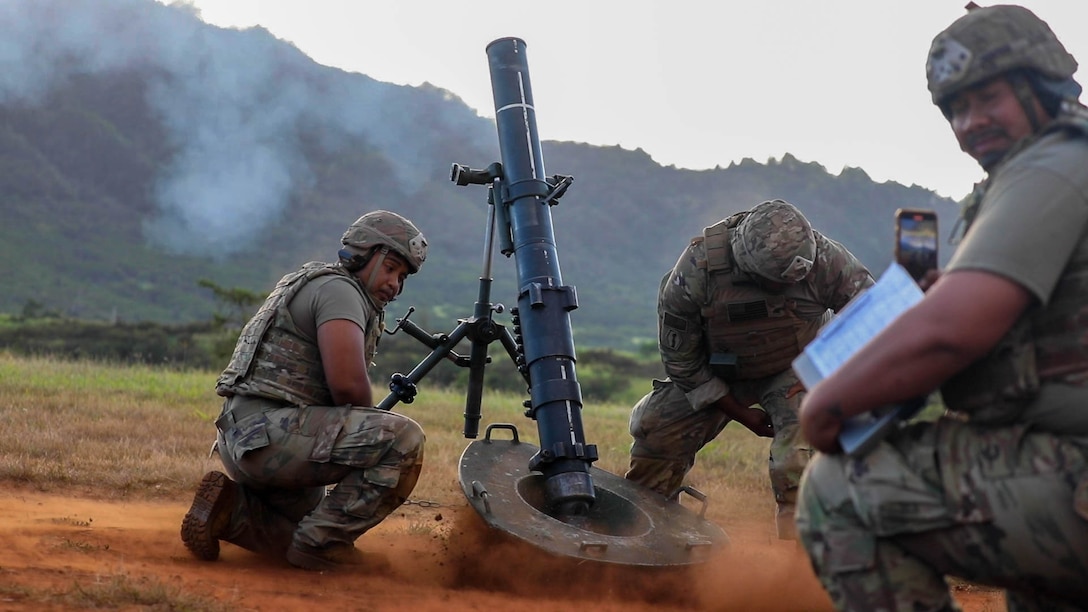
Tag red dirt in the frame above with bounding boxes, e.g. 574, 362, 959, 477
0, 486, 1005, 611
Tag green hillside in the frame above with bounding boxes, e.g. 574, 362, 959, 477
0, 0, 963, 352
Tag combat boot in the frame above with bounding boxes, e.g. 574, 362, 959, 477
286, 541, 367, 571
181, 470, 237, 561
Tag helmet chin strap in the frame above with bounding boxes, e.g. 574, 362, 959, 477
1010, 72, 1043, 132
365, 247, 390, 298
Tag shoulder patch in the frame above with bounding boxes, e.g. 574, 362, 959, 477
662, 328, 683, 351
662, 312, 688, 332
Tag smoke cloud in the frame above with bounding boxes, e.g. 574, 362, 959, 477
0, 0, 492, 257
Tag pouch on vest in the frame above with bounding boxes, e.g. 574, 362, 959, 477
709, 353, 739, 380
940, 321, 1039, 425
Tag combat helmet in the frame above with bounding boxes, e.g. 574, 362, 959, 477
926, 4, 1077, 112
341, 210, 428, 273
731, 199, 816, 283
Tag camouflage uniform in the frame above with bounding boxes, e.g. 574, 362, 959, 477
183, 210, 428, 567
211, 265, 425, 558
626, 200, 873, 539
796, 6, 1088, 610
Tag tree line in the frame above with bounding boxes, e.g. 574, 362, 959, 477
0, 280, 662, 404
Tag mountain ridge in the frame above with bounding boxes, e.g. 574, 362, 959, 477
0, 0, 963, 351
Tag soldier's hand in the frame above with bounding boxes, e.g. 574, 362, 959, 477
919, 269, 942, 292
785, 380, 806, 399
736, 407, 775, 438
712, 395, 775, 438
800, 400, 844, 454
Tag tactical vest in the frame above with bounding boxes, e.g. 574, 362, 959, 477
696, 218, 828, 380
215, 262, 383, 407
942, 104, 1088, 423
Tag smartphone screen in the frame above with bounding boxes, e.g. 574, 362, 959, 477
895, 209, 938, 282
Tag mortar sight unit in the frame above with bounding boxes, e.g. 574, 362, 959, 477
379, 37, 728, 566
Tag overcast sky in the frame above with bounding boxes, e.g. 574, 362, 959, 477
163, 0, 1087, 200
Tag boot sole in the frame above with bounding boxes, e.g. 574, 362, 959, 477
181, 471, 234, 561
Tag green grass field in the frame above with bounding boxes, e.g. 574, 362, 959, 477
0, 351, 775, 523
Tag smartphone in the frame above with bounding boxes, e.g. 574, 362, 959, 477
894, 208, 938, 282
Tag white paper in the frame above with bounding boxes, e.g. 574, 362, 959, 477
792, 262, 924, 390
790, 262, 927, 456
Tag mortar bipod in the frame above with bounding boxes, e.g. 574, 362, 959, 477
377, 176, 527, 443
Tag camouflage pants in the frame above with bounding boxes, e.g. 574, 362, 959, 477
625, 371, 812, 539
796, 417, 1088, 611
214, 395, 425, 556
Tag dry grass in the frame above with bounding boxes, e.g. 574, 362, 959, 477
0, 352, 222, 497
0, 352, 1008, 611
0, 351, 775, 524
0, 573, 232, 611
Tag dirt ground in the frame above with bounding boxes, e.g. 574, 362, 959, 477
0, 485, 1005, 611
